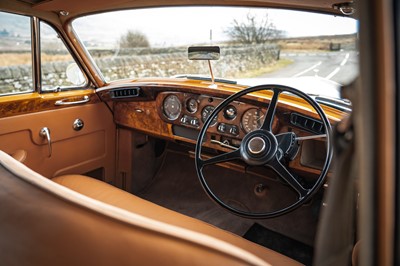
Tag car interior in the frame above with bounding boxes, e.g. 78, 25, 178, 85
0, 0, 398, 265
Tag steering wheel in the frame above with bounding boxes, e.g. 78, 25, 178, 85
195, 84, 333, 219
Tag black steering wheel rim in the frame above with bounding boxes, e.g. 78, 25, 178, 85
195, 84, 333, 219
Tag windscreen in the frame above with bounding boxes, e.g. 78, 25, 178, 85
73, 7, 358, 98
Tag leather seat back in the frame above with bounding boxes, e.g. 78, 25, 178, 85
0, 151, 268, 266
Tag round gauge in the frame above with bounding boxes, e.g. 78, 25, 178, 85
201, 105, 218, 126
163, 95, 181, 120
224, 105, 237, 120
186, 98, 198, 113
241, 108, 265, 133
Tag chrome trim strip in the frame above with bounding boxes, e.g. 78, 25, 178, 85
55, 95, 90, 106
32, 16, 41, 92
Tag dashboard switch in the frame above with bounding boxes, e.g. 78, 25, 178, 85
181, 115, 199, 127
180, 116, 189, 124
218, 123, 226, 133
190, 118, 199, 127
229, 125, 239, 135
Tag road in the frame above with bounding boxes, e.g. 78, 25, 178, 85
260, 50, 359, 85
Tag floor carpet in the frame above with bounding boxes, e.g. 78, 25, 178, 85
244, 223, 314, 265
136, 149, 321, 246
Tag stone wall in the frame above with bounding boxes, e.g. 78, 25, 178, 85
0, 65, 33, 93
0, 44, 279, 94
96, 44, 279, 82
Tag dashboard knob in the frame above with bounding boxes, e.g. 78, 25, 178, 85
190, 118, 199, 127
218, 123, 226, 133
180, 116, 188, 124
229, 126, 238, 135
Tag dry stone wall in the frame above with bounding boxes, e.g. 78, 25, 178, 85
0, 44, 279, 94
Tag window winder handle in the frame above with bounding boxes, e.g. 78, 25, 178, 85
39, 127, 52, 158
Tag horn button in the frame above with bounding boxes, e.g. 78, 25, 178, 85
241, 130, 278, 165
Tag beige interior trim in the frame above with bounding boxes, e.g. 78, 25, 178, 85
0, 150, 271, 266
0, 103, 116, 180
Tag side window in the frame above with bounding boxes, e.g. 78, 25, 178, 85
0, 11, 33, 95
40, 22, 86, 91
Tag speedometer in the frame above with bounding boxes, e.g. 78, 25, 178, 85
241, 108, 265, 133
163, 95, 181, 120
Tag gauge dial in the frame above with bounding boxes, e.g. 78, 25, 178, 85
201, 105, 218, 126
163, 95, 181, 120
224, 105, 237, 120
186, 98, 198, 113
241, 108, 265, 133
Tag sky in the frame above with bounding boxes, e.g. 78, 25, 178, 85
72, 6, 358, 48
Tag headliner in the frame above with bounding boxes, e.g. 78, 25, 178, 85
19, 0, 354, 18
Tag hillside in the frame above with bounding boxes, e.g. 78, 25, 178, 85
277, 34, 357, 51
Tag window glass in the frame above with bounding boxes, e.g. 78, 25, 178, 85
40, 22, 86, 91
73, 6, 358, 100
0, 11, 33, 95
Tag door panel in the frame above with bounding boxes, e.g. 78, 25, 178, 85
0, 102, 116, 182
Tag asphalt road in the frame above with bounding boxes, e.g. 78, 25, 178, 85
260, 50, 359, 85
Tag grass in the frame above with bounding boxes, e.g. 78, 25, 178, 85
0, 53, 31, 67
237, 58, 293, 78
0, 53, 72, 67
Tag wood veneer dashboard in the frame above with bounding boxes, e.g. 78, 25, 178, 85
97, 78, 348, 179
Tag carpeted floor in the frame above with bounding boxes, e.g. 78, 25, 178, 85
244, 223, 314, 265
136, 149, 321, 246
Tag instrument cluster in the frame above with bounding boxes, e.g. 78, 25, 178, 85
159, 92, 277, 139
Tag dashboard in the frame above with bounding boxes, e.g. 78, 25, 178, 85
97, 79, 348, 180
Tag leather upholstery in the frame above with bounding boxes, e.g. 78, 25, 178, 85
0, 150, 302, 265
0, 103, 116, 180
352, 240, 360, 266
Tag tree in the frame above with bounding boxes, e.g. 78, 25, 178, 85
119, 30, 150, 48
225, 12, 284, 44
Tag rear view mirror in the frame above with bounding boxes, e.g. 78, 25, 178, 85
188, 46, 220, 60
188, 46, 220, 88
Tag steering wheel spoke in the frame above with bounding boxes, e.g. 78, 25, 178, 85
268, 157, 309, 199
198, 148, 241, 168
260, 88, 280, 132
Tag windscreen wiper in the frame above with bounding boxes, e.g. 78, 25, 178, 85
315, 96, 352, 112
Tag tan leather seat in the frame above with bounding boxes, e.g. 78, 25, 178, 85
0, 150, 302, 266
352, 240, 360, 266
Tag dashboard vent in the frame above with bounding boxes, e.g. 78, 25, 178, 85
110, 87, 140, 99
290, 113, 325, 134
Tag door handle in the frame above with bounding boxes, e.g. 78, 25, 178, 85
55, 95, 90, 106
39, 127, 52, 158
